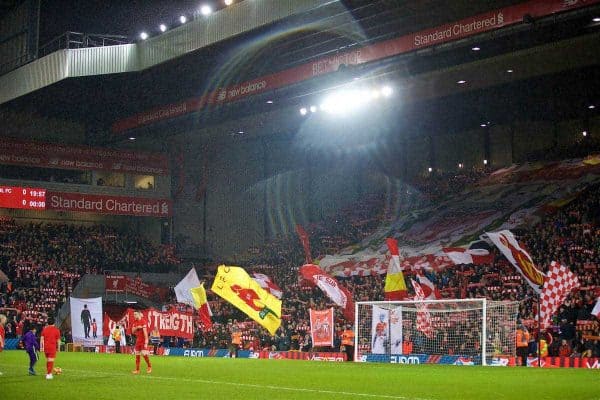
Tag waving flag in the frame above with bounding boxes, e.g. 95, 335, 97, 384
295, 224, 313, 264
252, 272, 283, 299
190, 283, 213, 329
592, 298, 600, 319
487, 230, 545, 293
174, 268, 201, 306
299, 264, 354, 321
211, 265, 281, 335
443, 240, 493, 265
539, 261, 580, 329
415, 273, 441, 300
384, 238, 407, 300
411, 279, 434, 338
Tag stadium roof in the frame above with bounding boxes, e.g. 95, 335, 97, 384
0, 0, 598, 146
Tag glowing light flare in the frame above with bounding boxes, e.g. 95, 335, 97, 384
159, 24, 167, 32
200, 5, 212, 16
299, 107, 307, 116
139, 32, 149, 40
225, 0, 233, 5
180, 15, 187, 24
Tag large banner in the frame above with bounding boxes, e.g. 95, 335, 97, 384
70, 297, 103, 346
487, 230, 545, 293
103, 308, 194, 339
371, 305, 390, 354
309, 308, 334, 347
105, 275, 169, 301
46, 191, 173, 217
0, 138, 169, 175
389, 306, 403, 355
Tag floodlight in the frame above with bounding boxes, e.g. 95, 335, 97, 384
180, 15, 187, 24
200, 5, 212, 16
299, 107, 307, 115
140, 32, 149, 40
159, 24, 167, 32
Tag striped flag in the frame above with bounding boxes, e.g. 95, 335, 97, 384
384, 238, 407, 300
190, 283, 213, 330
539, 261, 580, 329
211, 265, 281, 335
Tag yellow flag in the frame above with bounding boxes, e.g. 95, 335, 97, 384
211, 265, 282, 335
190, 283, 209, 310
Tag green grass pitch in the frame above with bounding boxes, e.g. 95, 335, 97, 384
0, 351, 598, 400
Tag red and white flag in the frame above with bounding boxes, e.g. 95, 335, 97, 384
539, 261, 580, 329
415, 273, 441, 300
443, 246, 492, 266
487, 230, 545, 293
252, 272, 283, 299
309, 308, 334, 347
411, 279, 434, 338
300, 264, 354, 321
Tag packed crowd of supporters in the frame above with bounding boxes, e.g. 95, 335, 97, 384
0, 218, 180, 337
194, 180, 599, 358
1, 161, 599, 361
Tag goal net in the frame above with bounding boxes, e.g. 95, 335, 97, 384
355, 299, 519, 365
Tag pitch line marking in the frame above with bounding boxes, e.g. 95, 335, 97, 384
64, 368, 434, 400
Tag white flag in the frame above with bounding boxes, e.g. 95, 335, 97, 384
174, 268, 201, 307
592, 298, 600, 318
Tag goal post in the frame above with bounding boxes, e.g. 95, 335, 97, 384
354, 299, 520, 366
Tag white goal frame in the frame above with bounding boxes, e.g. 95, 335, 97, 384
354, 298, 519, 366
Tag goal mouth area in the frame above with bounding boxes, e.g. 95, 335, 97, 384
355, 300, 520, 366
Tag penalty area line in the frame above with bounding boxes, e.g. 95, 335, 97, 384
64, 368, 433, 400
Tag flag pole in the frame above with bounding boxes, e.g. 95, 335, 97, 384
537, 293, 541, 368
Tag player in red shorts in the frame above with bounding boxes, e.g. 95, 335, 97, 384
0, 314, 7, 376
131, 310, 152, 374
40, 316, 61, 380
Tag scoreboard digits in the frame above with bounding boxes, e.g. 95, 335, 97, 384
0, 186, 46, 210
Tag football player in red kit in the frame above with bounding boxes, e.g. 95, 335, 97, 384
40, 316, 61, 380
131, 310, 152, 374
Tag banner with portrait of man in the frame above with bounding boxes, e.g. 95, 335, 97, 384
70, 296, 103, 345
371, 305, 390, 354
309, 308, 334, 347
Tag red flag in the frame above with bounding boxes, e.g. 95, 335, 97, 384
539, 261, 580, 329
295, 224, 313, 264
299, 264, 354, 321
411, 279, 434, 338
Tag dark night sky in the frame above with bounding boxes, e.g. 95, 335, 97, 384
38, 0, 225, 45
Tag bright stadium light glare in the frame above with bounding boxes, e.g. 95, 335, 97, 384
593, 17, 600, 22
483, 159, 488, 165
180, 15, 187, 24
299, 107, 307, 115
381, 86, 393, 97
428, 167, 433, 173
200, 4, 212, 15
139, 32, 149, 40
457, 80, 467, 84
589, 105, 596, 109
128, 137, 136, 141
225, 0, 234, 5
310, 105, 318, 113
159, 24, 167, 32
582, 131, 588, 137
